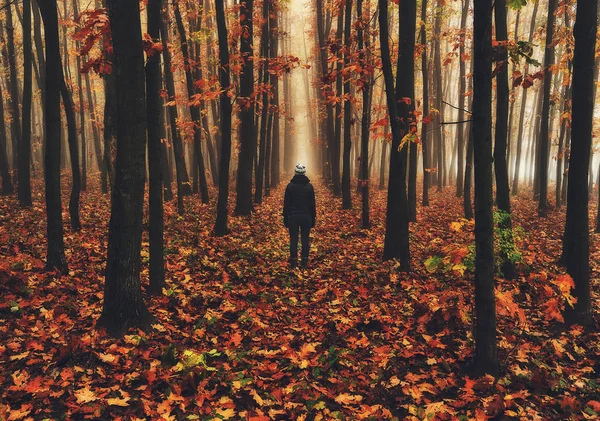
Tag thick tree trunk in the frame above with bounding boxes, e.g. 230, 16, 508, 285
97, 0, 152, 337
214, 0, 233, 236
473, 0, 498, 375
341, 0, 353, 209
316, 0, 335, 188
493, 0, 515, 279
19, 0, 33, 206
235, 0, 255, 216
146, 0, 165, 295
39, 0, 67, 273
537, 0, 557, 216
472, 0, 498, 375
562, 0, 596, 328
379, 0, 411, 270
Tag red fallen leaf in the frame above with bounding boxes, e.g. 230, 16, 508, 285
560, 396, 578, 412
485, 394, 505, 418
587, 400, 600, 412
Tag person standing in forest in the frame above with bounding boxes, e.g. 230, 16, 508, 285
283, 164, 316, 269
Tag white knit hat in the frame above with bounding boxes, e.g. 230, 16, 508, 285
294, 163, 306, 175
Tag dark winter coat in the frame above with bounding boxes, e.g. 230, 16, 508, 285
283, 175, 316, 227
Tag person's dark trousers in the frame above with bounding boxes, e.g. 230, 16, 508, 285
288, 214, 312, 266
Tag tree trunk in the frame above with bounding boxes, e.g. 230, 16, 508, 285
421, 0, 430, 207
433, 1, 444, 192
4, 3, 21, 177
537, 0, 557, 216
60, 78, 82, 231
341, 0, 353, 209
358, 0, 371, 227
455, 0, 468, 198
493, 0, 515, 279
269, 7, 281, 188
254, 0, 269, 204
19, 0, 33, 206
235, 0, 255, 216
160, 15, 191, 214
214, 0, 233, 236
472, 0, 498, 375
173, 2, 209, 204
562, 0, 596, 328
39, 0, 68, 273
146, 0, 165, 295
0, 77, 14, 195
379, 0, 411, 270
72, 0, 87, 191
403, 0, 417, 222
97, 0, 152, 337
379, 130, 388, 190
332, 6, 344, 196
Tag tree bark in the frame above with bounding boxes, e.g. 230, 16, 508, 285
421, 0, 430, 207
19, 0, 33, 206
379, 0, 411, 270
0, 76, 14, 195
173, 2, 209, 204
255, 0, 269, 204
146, 0, 165, 295
269, 5, 281, 188
39, 0, 68, 273
493, 0, 515, 279
60, 78, 81, 231
512, 1, 538, 194
214, 0, 233, 236
4, 2, 22, 177
358, 0, 371, 227
472, 0, 498, 375
235, 0, 255, 216
341, 0, 353, 209
562, 0, 596, 328
455, 0, 468, 198
160, 15, 191, 214
537, 0, 557, 215
97, 0, 152, 337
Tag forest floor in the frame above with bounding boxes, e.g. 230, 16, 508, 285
1, 173, 600, 421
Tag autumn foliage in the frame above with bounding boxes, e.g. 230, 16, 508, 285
1, 177, 599, 420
